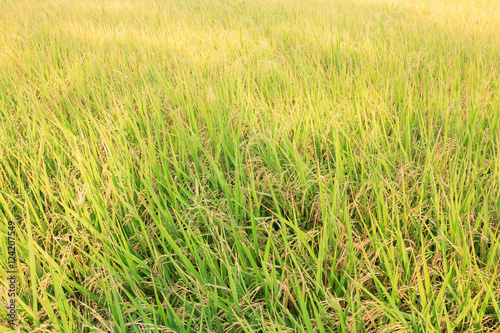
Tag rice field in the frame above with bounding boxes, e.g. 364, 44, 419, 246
1, 0, 500, 331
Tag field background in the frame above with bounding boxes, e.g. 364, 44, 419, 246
1, 0, 500, 331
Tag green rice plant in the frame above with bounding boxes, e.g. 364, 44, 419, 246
0, 0, 499, 331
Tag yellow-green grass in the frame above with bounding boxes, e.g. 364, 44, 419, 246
1, 0, 499, 331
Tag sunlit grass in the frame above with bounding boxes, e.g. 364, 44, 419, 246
0, 0, 499, 331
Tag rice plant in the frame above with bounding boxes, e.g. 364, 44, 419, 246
0, 0, 499, 331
